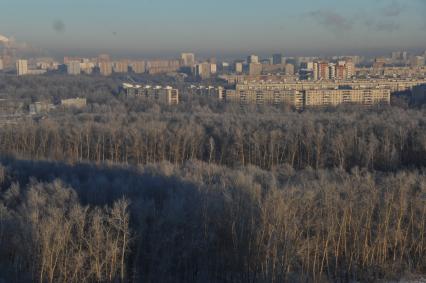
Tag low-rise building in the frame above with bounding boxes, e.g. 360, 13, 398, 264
61, 98, 87, 108
29, 101, 55, 115
27, 69, 47, 75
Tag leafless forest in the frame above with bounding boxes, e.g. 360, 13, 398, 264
0, 75, 425, 282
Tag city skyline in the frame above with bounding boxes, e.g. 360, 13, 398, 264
1, 0, 426, 58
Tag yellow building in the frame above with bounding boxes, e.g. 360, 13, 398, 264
99, 61, 112, 76
113, 60, 129, 73
16, 59, 28, 76
129, 61, 146, 74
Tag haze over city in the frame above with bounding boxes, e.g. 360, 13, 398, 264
2, 0, 426, 58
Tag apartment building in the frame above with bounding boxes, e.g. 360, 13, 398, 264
122, 83, 179, 105
225, 82, 392, 109
16, 59, 28, 76
66, 61, 81, 75
99, 61, 112, 76
226, 84, 304, 109
129, 61, 146, 73
304, 88, 390, 107
113, 60, 129, 73
146, 60, 181, 74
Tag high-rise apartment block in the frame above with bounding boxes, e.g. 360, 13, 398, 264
16, 59, 28, 76
130, 61, 146, 73
221, 62, 230, 72
249, 63, 262, 76
80, 59, 94, 74
113, 60, 129, 73
181, 53, 195, 67
67, 61, 81, 75
328, 63, 336, 80
402, 51, 408, 61
373, 57, 386, 69
98, 54, 112, 76
391, 51, 403, 62
318, 62, 330, 80
309, 59, 355, 81
98, 54, 111, 63
195, 62, 211, 79
285, 63, 295, 76
247, 54, 259, 64
410, 56, 425, 68
345, 59, 355, 78
64, 57, 82, 65
335, 61, 344, 78
210, 63, 217, 74
146, 60, 181, 74
99, 61, 112, 76
272, 54, 283, 65
235, 62, 243, 74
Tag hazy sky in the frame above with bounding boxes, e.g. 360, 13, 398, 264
1, 0, 426, 58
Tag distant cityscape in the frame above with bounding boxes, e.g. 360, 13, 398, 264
2, 33, 426, 109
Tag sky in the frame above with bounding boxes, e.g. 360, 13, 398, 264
1, 0, 426, 58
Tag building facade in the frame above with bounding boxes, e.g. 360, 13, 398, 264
247, 54, 259, 64
304, 88, 390, 107
122, 83, 179, 105
99, 61, 112, 76
223, 81, 407, 109
113, 60, 129, 73
194, 62, 212, 79
61, 98, 87, 108
181, 53, 195, 67
272, 54, 283, 65
67, 61, 81, 75
16, 59, 28, 76
249, 63, 262, 76
146, 60, 181, 74
130, 61, 146, 73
